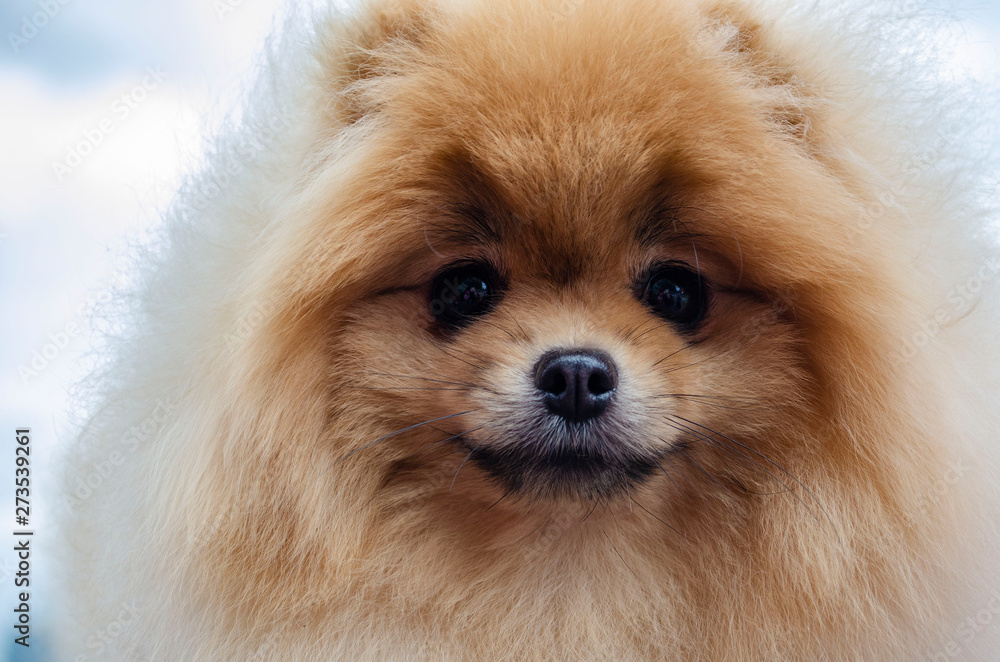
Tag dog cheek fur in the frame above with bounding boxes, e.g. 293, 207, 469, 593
61, 0, 1000, 659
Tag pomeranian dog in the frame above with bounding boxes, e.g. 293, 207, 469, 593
63, 0, 1000, 659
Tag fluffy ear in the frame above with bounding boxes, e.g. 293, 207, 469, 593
704, 2, 817, 144
322, 0, 435, 123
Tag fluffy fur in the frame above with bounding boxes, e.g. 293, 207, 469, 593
63, 0, 1000, 659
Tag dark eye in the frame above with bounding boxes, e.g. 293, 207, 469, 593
430, 263, 501, 329
640, 265, 706, 329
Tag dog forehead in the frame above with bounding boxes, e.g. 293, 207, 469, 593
417, 143, 678, 279
379, 23, 750, 244
346, 0, 847, 294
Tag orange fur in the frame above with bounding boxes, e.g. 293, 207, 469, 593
63, 0, 1000, 659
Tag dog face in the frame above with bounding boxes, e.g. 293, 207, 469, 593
316, 0, 847, 522
334, 141, 808, 508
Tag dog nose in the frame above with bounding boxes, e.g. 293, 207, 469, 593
534, 349, 618, 423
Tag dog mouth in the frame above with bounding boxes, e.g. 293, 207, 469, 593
458, 426, 663, 500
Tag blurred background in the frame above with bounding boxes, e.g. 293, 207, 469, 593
0, 0, 997, 660
0, 2, 294, 659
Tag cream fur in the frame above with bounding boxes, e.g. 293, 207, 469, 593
61, 0, 1000, 660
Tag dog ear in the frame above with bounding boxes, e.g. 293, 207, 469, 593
323, 0, 435, 124
704, 2, 817, 145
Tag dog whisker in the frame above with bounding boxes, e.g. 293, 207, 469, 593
360, 371, 480, 389
619, 317, 658, 343
601, 525, 640, 582
472, 316, 521, 344
484, 489, 513, 512
632, 320, 676, 343
494, 306, 532, 342
650, 340, 704, 367
338, 410, 479, 464
349, 386, 472, 392
627, 494, 688, 540
580, 496, 601, 524
450, 444, 481, 491
412, 423, 490, 459
428, 343, 490, 371
659, 358, 712, 375
358, 372, 501, 397
662, 425, 800, 501
671, 444, 781, 497
662, 422, 800, 497
653, 458, 684, 493
674, 445, 727, 490
652, 393, 759, 411
666, 415, 841, 542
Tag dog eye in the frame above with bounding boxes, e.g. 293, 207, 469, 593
430, 263, 500, 328
640, 265, 706, 329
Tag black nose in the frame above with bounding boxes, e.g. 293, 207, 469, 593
534, 349, 618, 423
